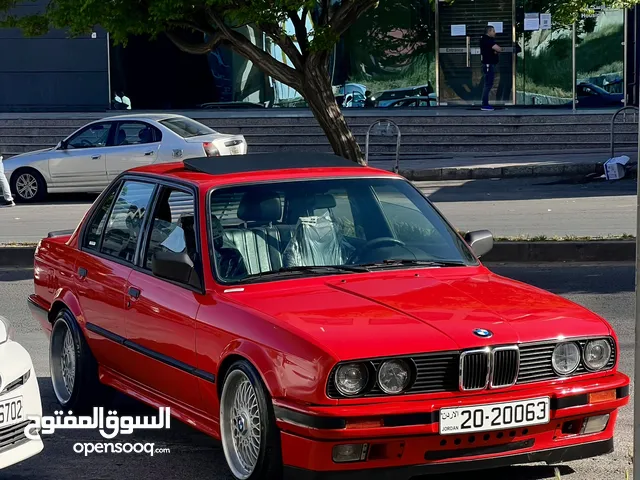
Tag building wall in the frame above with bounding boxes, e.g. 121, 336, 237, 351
0, 1, 109, 112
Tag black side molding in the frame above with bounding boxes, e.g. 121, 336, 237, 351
86, 322, 215, 384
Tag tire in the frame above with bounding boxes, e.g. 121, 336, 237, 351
11, 168, 46, 203
49, 309, 112, 411
220, 360, 283, 480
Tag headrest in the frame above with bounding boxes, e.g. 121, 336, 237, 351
313, 194, 336, 209
237, 190, 282, 222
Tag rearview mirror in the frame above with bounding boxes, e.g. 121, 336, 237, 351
151, 250, 201, 289
464, 230, 494, 257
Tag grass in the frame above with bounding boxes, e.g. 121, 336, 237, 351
348, 54, 436, 95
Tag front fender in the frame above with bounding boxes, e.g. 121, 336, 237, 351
4, 153, 52, 183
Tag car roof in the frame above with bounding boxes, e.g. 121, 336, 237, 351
100, 113, 186, 122
128, 152, 398, 188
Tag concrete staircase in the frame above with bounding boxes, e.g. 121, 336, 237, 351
0, 110, 636, 158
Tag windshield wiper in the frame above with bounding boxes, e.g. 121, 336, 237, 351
361, 259, 468, 269
241, 265, 370, 282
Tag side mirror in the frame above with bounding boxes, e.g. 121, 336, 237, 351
57, 140, 67, 150
464, 230, 494, 257
151, 250, 201, 289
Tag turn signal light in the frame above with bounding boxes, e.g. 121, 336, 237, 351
588, 389, 616, 404
345, 418, 383, 429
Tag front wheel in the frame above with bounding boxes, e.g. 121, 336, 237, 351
11, 169, 46, 202
220, 360, 283, 480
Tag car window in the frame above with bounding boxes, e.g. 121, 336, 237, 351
372, 184, 438, 243
114, 122, 161, 146
144, 188, 197, 270
100, 181, 156, 263
160, 117, 216, 138
209, 178, 476, 283
67, 122, 111, 149
84, 185, 118, 251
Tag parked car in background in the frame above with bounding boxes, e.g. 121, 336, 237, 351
574, 83, 624, 108
29, 152, 629, 480
0, 314, 44, 469
384, 96, 436, 108
374, 83, 435, 107
3, 114, 247, 202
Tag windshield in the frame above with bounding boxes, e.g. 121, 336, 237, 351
209, 177, 478, 283
160, 117, 216, 138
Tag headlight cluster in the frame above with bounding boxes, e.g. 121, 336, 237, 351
333, 359, 413, 397
552, 339, 613, 375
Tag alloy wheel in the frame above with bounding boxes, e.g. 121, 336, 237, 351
16, 173, 38, 200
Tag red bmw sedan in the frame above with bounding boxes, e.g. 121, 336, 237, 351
28, 153, 629, 480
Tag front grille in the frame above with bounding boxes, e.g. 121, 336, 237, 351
491, 348, 519, 387
461, 351, 489, 390
517, 338, 616, 384
0, 420, 30, 453
326, 337, 617, 399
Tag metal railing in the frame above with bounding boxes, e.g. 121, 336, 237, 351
364, 119, 402, 173
610, 106, 639, 158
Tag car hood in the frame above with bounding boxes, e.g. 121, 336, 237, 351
3, 148, 54, 163
228, 267, 611, 361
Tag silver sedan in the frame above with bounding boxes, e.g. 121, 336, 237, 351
3, 113, 247, 202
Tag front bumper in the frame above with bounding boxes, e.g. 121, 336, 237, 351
275, 372, 629, 478
0, 339, 44, 469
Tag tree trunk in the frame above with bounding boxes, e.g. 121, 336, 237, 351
302, 59, 365, 165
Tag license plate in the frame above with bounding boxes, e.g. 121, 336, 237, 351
0, 397, 24, 428
439, 397, 550, 435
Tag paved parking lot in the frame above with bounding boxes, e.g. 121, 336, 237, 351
0, 263, 633, 479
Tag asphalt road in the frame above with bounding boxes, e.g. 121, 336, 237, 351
0, 177, 636, 244
0, 263, 634, 480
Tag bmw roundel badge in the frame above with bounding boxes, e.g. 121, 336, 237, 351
473, 328, 493, 338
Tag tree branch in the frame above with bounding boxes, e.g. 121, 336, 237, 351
289, 10, 309, 56
206, 10, 304, 89
260, 21, 305, 70
165, 30, 225, 55
330, 0, 379, 36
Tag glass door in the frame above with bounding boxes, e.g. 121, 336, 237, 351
436, 0, 516, 105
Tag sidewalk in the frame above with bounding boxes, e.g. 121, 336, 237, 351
369, 149, 638, 180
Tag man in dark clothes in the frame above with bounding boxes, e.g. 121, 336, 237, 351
480, 25, 502, 111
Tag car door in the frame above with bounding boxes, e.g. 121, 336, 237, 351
49, 121, 113, 191
107, 121, 163, 180
75, 178, 157, 374
124, 184, 205, 410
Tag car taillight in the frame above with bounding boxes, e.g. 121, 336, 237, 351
203, 142, 220, 157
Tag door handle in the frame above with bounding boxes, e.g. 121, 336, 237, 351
144, 151, 154, 156
128, 287, 141, 299
78, 267, 88, 279
466, 36, 471, 68
91, 154, 101, 160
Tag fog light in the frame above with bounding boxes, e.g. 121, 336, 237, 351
582, 414, 610, 434
332, 443, 369, 463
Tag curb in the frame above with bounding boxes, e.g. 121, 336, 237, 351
0, 247, 35, 268
0, 241, 634, 268
482, 240, 635, 263
400, 162, 603, 181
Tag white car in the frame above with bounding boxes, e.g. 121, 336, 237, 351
3, 114, 247, 202
0, 315, 43, 469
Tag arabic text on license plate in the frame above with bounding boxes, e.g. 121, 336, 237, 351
439, 397, 550, 435
0, 396, 24, 428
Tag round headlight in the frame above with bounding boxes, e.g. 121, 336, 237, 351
583, 339, 612, 371
334, 363, 369, 396
378, 359, 411, 394
552, 342, 581, 375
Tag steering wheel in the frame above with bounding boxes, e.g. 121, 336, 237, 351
350, 237, 406, 264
